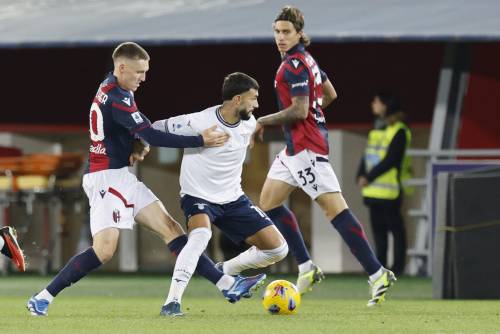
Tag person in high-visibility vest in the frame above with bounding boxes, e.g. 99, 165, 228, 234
357, 93, 411, 276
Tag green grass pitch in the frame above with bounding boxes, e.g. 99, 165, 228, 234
1, 274, 499, 334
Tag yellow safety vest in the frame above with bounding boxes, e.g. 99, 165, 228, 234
362, 121, 411, 200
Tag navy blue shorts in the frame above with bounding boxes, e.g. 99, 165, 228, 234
180, 194, 274, 244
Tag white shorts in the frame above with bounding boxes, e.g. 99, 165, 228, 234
267, 148, 341, 199
82, 167, 158, 236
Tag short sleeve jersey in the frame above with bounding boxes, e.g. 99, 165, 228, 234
87, 73, 151, 173
161, 105, 256, 204
274, 43, 329, 156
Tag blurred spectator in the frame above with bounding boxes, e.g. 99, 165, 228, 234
357, 93, 411, 275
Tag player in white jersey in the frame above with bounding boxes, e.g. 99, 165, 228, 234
152, 73, 288, 316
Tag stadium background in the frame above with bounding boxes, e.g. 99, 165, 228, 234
1, 0, 500, 289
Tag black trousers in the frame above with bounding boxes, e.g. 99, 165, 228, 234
364, 197, 407, 275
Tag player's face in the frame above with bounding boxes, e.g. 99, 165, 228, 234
118, 58, 149, 92
237, 88, 259, 121
273, 20, 301, 54
371, 96, 387, 117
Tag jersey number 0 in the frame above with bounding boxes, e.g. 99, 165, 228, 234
90, 102, 105, 141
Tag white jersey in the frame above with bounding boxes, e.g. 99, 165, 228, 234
152, 105, 255, 204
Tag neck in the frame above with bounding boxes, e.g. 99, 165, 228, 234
219, 102, 239, 124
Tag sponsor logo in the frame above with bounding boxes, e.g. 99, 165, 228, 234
312, 113, 326, 124
291, 80, 308, 89
312, 184, 318, 191
112, 209, 121, 223
131, 112, 144, 124
291, 59, 301, 68
194, 203, 207, 210
122, 97, 131, 106
90, 143, 106, 154
99, 190, 106, 198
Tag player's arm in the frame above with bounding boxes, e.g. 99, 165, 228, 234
321, 79, 337, 109
257, 60, 310, 127
151, 114, 229, 147
111, 98, 226, 148
257, 96, 309, 126
319, 69, 337, 109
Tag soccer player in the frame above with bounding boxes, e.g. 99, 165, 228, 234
27, 42, 265, 316
254, 6, 396, 306
152, 72, 288, 316
0, 226, 26, 272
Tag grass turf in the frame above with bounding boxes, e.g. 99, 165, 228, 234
1, 274, 499, 334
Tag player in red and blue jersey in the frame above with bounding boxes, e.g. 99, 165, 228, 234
28, 42, 266, 317
254, 6, 396, 306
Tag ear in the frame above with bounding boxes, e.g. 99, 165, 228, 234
118, 62, 126, 73
232, 95, 241, 105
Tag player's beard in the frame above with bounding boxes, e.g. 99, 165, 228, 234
239, 108, 252, 121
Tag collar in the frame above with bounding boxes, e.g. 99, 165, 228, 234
285, 43, 305, 57
216, 106, 240, 128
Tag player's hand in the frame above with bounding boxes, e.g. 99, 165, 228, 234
129, 139, 150, 166
201, 125, 229, 147
250, 121, 264, 148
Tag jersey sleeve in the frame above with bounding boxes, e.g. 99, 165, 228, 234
320, 69, 328, 83
284, 58, 310, 97
110, 91, 151, 133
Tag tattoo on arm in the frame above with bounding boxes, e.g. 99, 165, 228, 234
258, 96, 309, 126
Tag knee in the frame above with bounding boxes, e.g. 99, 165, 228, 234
264, 241, 288, 263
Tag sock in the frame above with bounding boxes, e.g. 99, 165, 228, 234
298, 260, 314, 273
331, 209, 382, 275
215, 274, 236, 291
223, 243, 288, 275
34, 289, 54, 303
165, 227, 212, 305
369, 267, 384, 283
44, 247, 102, 298
266, 205, 311, 264
167, 235, 224, 285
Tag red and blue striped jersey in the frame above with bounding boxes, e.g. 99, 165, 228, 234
274, 43, 329, 156
87, 73, 151, 173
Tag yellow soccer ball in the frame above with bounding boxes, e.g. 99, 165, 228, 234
262, 280, 301, 315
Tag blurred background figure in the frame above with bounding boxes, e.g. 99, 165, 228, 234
357, 93, 411, 276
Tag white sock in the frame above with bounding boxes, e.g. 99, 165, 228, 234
369, 267, 384, 283
164, 228, 212, 305
298, 260, 314, 273
215, 274, 235, 291
35, 289, 54, 303
223, 243, 288, 275
0, 235, 4, 251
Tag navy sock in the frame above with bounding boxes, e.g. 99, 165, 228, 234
46, 247, 102, 297
331, 209, 381, 275
267, 205, 310, 264
168, 235, 223, 285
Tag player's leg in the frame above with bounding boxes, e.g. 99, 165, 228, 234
161, 212, 213, 314
132, 186, 225, 290
216, 196, 287, 275
136, 198, 263, 315
261, 150, 323, 294
0, 226, 26, 272
27, 228, 118, 316
222, 225, 288, 275
315, 192, 395, 306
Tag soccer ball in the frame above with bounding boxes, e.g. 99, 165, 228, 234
262, 280, 301, 315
